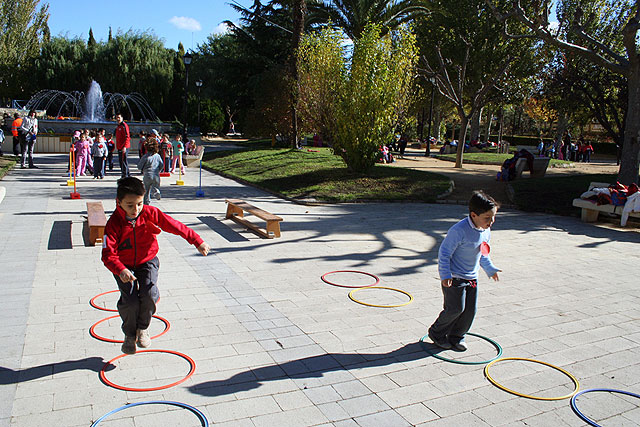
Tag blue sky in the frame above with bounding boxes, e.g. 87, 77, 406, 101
46, 0, 244, 50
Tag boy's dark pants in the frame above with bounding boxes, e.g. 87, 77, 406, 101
114, 257, 160, 337
93, 156, 104, 178
429, 279, 477, 345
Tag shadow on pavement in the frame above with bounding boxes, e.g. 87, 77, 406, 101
0, 357, 115, 384
189, 342, 447, 397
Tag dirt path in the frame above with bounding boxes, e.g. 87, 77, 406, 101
391, 148, 620, 205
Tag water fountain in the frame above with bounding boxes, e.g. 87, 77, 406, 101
17, 81, 172, 153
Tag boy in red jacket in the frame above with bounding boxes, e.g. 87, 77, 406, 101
102, 177, 210, 354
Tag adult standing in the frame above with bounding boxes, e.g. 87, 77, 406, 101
19, 110, 38, 168
115, 113, 131, 178
11, 113, 22, 156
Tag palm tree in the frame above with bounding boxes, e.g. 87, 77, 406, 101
307, 0, 430, 40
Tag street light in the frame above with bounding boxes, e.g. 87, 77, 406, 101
425, 76, 436, 157
195, 79, 203, 125
182, 51, 193, 143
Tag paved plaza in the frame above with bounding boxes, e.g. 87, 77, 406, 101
0, 149, 639, 426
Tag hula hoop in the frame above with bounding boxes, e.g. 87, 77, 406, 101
484, 357, 580, 400
419, 332, 503, 365
321, 270, 380, 288
348, 286, 413, 308
90, 290, 160, 312
89, 315, 170, 343
100, 349, 196, 392
570, 388, 640, 427
91, 400, 209, 426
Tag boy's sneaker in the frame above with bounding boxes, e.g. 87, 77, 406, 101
428, 330, 452, 350
136, 329, 151, 348
121, 335, 136, 354
452, 340, 467, 352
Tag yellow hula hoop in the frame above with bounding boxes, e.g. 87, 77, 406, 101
484, 357, 580, 401
348, 286, 413, 308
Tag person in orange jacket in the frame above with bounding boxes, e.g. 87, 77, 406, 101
11, 113, 22, 156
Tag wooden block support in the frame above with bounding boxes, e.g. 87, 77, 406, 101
87, 201, 108, 246
225, 199, 283, 239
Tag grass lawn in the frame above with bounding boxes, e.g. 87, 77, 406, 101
0, 155, 17, 179
434, 152, 572, 167
510, 173, 617, 216
203, 147, 451, 202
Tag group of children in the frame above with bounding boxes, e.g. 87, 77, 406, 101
138, 130, 197, 175
72, 128, 115, 179
537, 136, 594, 162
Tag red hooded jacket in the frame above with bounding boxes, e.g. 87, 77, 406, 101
102, 204, 204, 275
115, 121, 131, 150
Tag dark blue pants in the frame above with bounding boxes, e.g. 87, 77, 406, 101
429, 279, 478, 345
114, 257, 160, 337
107, 152, 114, 170
118, 148, 129, 178
93, 156, 105, 178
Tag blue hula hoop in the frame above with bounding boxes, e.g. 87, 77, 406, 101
419, 332, 503, 365
570, 388, 640, 427
91, 400, 209, 426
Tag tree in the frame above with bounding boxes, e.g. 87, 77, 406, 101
307, 0, 430, 40
0, 0, 50, 99
487, 0, 639, 184
417, 0, 538, 168
88, 28, 97, 47
197, 1, 293, 135
33, 31, 173, 120
299, 24, 418, 172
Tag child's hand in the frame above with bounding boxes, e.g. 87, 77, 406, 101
491, 271, 501, 282
119, 269, 137, 283
441, 278, 453, 288
197, 242, 210, 256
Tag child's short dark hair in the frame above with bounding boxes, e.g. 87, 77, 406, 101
117, 177, 145, 200
469, 191, 499, 215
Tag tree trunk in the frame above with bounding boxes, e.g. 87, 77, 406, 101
497, 107, 504, 143
554, 112, 568, 159
455, 113, 469, 168
470, 108, 482, 143
618, 66, 640, 184
484, 109, 492, 142
290, 0, 306, 149
433, 110, 443, 141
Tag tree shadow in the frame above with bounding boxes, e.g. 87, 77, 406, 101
0, 357, 115, 385
189, 342, 446, 397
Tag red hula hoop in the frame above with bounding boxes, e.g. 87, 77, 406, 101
321, 270, 381, 288
100, 349, 196, 392
90, 290, 161, 312
90, 315, 171, 343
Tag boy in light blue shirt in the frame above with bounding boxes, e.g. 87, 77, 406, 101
428, 191, 501, 351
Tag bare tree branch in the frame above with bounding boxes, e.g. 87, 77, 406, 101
485, 0, 629, 76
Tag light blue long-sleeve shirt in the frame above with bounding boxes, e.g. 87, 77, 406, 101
137, 153, 163, 179
438, 216, 499, 281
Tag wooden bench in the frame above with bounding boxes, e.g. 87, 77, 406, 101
572, 182, 640, 223
87, 201, 108, 245
225, 199, 283, 239
183, 145, 204, 167
514, 156, 550, 179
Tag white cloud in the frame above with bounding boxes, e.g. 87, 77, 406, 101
213, 22, 231, 35
549, 20, 559, 32
169, 16, 202, 32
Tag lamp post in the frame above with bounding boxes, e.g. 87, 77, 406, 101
182, 51, 193, 143
425, 77, 436, 157
195, 79, 203, 125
